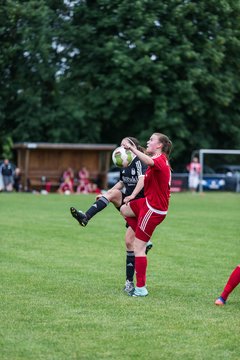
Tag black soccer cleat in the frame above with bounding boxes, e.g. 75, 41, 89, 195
70, 207, 88, 227
145, 241, 153, 255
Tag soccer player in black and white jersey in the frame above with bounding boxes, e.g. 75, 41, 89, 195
70, 137, 152, 293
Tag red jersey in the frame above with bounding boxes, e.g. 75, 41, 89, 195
144, 153, 171, 212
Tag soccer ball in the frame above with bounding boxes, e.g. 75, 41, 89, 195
112, 146, 135, 168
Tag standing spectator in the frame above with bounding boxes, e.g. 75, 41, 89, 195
1, 159, 14, 192
13, 168, 22, 192
187, 156, 201, 193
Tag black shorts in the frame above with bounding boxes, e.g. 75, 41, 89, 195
114, 193, 129, 228
115, 192, 127, 211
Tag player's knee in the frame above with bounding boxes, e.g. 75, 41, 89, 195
120, 204, 127, 216
125, 238, 133, 249
125, 233, 134, 247
106, 189, 118, 201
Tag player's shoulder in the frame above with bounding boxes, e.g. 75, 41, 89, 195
134, 157, 147, 169
130, 156, 138, 167
134, 156, 145, 166
154, 153, 170, 167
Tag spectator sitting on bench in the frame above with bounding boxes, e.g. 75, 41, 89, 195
76, 167, 90, 194
76, 179, 101, 195
57, 175, 74, 194
61, 167, 74, 186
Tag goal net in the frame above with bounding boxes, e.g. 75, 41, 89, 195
192, 149, 240, 192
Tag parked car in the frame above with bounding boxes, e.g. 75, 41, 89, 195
171, 165, 226, 192
201, 174, 226, 191
214, 165, 240, 191
108, 163, 240, 192
107, 166, 120, 188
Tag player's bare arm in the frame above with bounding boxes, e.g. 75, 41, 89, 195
124, 176, 145, 205
122, 139, 154, 167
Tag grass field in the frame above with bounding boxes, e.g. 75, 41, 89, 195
0, 192, 240, 360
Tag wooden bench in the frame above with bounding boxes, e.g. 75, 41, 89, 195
26, 170, 105, 192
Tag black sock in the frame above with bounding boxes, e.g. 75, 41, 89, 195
85, 196, 109, 220
126, 251, 135, 282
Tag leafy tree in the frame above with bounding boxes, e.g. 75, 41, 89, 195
0, 0, 75, 145
0, 0, 240, 166
2, 135, 13, 160
62, 0, 240, 164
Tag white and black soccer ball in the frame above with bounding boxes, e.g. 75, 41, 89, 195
112, 146, 135, 168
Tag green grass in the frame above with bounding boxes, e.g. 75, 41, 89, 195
0, 192, 240, 360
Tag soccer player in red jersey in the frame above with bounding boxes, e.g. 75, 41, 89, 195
70, 137, 152, 292
121, 133, 172, 297
215, 264, 240, 305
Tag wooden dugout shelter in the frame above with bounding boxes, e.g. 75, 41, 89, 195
13, 142, 117, 191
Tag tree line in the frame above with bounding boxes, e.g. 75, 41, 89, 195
1, 0, 240, 167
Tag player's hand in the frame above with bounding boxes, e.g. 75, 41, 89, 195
124, 195, 134, 205
121, 140, 130, 150
95, 194, 102, 201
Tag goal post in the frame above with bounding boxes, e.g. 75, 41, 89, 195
192, 149, 240, 192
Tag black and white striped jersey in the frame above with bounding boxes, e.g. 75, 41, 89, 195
120, 157, 147, 198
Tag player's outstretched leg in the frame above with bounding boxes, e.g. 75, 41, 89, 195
70, 207, 88, 227
70, 196, 110, 227
215, 265, 240, 306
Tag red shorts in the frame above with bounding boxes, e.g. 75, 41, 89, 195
126, 198, 166, 242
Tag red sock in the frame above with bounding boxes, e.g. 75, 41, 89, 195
135, 256, 148, 287
221, 265, 240, 301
